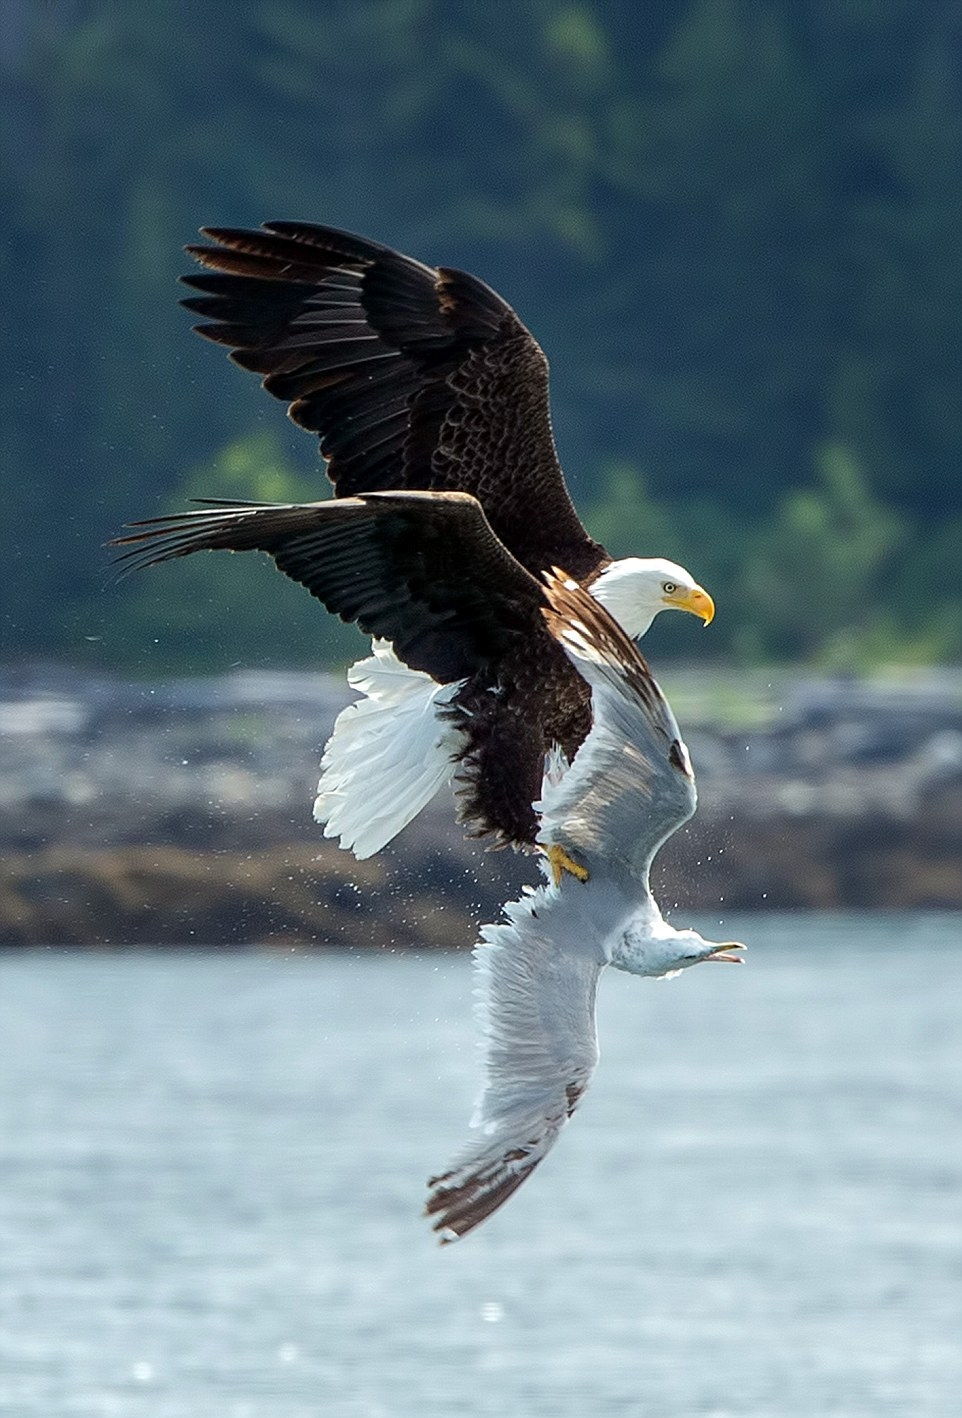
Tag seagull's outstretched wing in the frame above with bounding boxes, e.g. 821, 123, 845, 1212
426, 885, 606, 1242
110, 489, 545, 685
539, 571, 697, 881
181, 222, 607, 583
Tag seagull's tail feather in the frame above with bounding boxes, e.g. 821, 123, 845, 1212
313, 640, 463, 858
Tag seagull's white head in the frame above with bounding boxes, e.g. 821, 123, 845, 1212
614, 921, 745, 979
589, 557, 715, 640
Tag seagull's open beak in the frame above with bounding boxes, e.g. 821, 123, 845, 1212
705, 941, 746, 963
666, 585, 715, 625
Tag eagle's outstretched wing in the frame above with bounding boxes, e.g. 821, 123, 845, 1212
111, 489, 550, 685
181, 222, 608, 582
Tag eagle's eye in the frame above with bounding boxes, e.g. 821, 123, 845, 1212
662, 581, 677, 594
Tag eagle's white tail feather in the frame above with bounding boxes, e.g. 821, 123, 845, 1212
313, 640, 464, 859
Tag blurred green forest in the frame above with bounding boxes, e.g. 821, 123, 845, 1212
2, 0, 960, 671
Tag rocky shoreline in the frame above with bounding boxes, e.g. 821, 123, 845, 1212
2, 663, 961, 945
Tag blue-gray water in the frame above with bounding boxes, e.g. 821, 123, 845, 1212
1, 914, 961, 1417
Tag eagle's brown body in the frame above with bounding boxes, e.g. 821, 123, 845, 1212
448, 633, 593, 847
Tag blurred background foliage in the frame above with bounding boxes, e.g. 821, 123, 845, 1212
2, 0, 960, 671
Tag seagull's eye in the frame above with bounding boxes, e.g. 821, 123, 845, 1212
662, 582, 677, 594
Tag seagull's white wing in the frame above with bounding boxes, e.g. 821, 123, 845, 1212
539, 572, 697, 881
426, 884, 607, 1242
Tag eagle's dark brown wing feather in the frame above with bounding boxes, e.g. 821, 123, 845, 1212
111, 490, 549, 686
180, 222, 608, 583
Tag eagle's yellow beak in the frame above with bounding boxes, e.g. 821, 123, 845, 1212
664, 584, 715, 625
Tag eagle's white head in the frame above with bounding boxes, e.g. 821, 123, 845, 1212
588, 557, 715, 640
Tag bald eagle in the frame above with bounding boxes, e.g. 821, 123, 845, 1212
113, 224, 714, 860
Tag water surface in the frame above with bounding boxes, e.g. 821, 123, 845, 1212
1, 914, 961, 1416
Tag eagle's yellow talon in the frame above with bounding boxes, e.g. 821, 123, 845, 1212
541, 842, 590, 886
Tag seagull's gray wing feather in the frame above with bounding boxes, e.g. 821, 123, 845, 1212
539, 573, 697, 881
425, 884, 607, 1242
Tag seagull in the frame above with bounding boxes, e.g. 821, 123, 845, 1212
425, 571, 744, 1242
